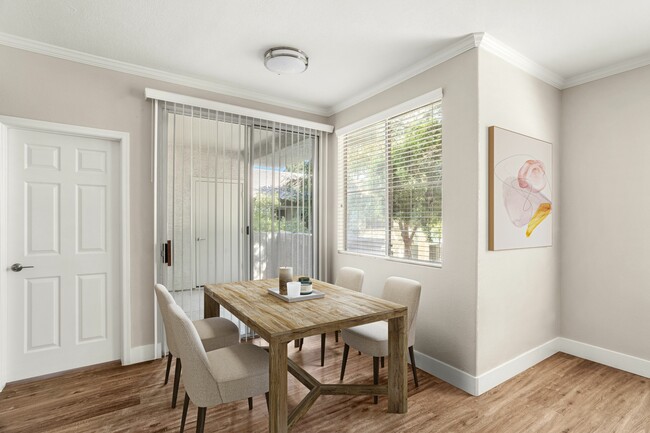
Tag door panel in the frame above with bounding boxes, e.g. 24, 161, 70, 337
25, 144, 60, 170
25, 182, 60, 255
7, 128, 120, 381
25, 276, 60, 351
76, 185, 106, 252
77, 273, 107, 343
76, 148, 107, 173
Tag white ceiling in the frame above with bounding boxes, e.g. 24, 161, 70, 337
1, 0, 649, 116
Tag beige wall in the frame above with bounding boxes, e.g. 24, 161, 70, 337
560, 65, 650, 360
328, 50, 480, 374
476, 50, 562, 374
0, 44, 328, 349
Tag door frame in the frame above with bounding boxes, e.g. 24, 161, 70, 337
0, 116, 131, 391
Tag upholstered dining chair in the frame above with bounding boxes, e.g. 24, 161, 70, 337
298, 267, 365, 366
340, 276, 421, 403
167, 303, 269, 433
154, 284, 240, 408
335, 267, 365, 293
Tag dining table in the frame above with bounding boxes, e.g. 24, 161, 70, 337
203, 278, 408, 433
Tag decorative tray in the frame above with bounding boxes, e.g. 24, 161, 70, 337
267, 287, 325, 303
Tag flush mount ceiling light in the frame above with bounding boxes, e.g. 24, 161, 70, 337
264, 47, 309, 74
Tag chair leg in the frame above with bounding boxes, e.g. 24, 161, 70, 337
196, 407, 206, 433
179, 392, 190, 433
320, 333, 326, 366
265, 392, 270, 412
165, 353, 173, 385
340, 344, 350, 380
294, 339, 300, 348
172, 358, 182, 408
373, 356, 379, 404
299, 338, 304, 351
358, 350, 361, 356
409, 345, 419, 387
381, 356, 384, 368
248, 396, 253, 410
335, 330, 339, 342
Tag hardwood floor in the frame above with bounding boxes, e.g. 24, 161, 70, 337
0, 335, 648, 432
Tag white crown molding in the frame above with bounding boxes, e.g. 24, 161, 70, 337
331, 32, 569, 115
4, 29, 650, 118
477, 33, 566, 89
330, 33, 481, 115
0, 31, 331, 117
563, 52, 650, 89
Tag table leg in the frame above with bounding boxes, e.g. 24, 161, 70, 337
387, 314, 407, 413
204, 293, 220, 318
269, 339, 288, 433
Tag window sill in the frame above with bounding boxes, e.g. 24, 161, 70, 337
336, 250, 442, 269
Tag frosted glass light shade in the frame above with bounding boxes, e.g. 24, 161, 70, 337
264, 47, 308, 74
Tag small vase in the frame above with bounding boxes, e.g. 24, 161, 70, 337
278, 267, 293, 296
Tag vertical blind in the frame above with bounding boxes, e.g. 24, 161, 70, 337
154, 98, 326, 340
338, 100, 443, 263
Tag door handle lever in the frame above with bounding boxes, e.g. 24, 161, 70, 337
10, 263, 34, 272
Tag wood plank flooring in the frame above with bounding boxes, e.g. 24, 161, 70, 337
0, 335, 648, 432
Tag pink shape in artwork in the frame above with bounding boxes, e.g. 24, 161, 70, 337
517, 160, 546, 192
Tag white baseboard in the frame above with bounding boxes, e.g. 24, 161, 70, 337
413, 350, 478, 395
415, 337, 649, 397
557, 337, 650, 379
126, 343, 162, 365
475, 338, 559, 395
414, 338, 558, 396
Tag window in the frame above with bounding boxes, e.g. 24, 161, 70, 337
338, 97, 442, 264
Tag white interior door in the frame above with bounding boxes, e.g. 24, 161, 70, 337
6, 128, 121, 381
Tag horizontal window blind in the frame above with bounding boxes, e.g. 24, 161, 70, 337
338, 100, 443, 263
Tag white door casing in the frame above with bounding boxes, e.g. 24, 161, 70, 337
0, 117, 131, 388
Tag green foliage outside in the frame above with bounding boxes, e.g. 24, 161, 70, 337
388, 112, 442, 259
252, 160, 312, 234
345, 105, 442, 260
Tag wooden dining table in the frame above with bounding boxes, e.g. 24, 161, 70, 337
203, 278, 408, 433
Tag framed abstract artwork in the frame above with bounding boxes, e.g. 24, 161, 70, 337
488, 126, 553, 251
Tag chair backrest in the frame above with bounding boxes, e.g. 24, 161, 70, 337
381, 277, 421, 341
335, 267, 365, 292
154, 284, 179, 356
167, 303, 222, 406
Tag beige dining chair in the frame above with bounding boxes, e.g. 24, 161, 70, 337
167, 303, 269, 433
340, 276, 421, 403
335, 267, 365, 292
154, 284, 240, 408
298, 267, 365, 366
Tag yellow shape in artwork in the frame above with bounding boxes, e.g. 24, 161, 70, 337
526, 203, 552, 237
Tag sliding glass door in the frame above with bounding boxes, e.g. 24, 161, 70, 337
250, 122, 317, 280
155, 102, 321, 327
